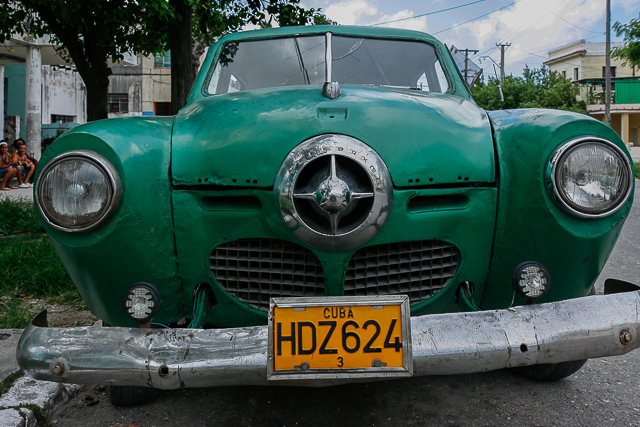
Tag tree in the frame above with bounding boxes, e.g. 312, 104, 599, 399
0, 0, 332, 121
611, 15, 640, 68
471, 66, 586, 114
0, 0, 175, 121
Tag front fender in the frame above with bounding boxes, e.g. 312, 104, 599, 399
35, 117, 182, 326
482, 109, 634, 309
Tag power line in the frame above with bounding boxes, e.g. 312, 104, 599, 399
433, 0, 522, 35
370, 0, 493, 27
549, 11, 603, 34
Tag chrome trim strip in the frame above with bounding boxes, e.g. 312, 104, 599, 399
322, 32, 341, 99
549, 137, 634, 219
35, 150, 123, 233
325, 32, 332, 83
17, 291, 640, 388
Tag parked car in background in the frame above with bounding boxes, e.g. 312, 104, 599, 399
18, 26, 639, 406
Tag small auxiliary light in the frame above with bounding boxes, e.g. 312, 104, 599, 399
512, 262, 550, 302
123, 283, 161, 322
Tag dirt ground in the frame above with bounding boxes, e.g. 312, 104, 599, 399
2, 295, 98, 327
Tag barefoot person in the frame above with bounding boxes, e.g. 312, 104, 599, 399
11, 142, 34, 188
0, 141, 17, 190
12, 138, 38, 172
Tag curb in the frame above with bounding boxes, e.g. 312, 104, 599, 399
0, 330, 79, 427
0, 379, 79, 427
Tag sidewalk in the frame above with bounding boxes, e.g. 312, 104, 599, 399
0, 178, 34, 203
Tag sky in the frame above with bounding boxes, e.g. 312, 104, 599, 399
300, 0, 640, 79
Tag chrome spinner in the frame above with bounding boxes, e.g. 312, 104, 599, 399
275, 134, 393, 252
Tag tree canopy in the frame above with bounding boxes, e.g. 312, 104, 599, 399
471, 66, 586, 114
612, 14, 640, 68
0, 0, 331, 121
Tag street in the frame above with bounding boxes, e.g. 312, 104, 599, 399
50, 186, 640, 427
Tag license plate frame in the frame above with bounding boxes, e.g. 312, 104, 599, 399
267, 295, 412, 381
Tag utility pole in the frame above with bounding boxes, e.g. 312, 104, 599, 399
496, 42, 511, 83
460, 48, 479, 84
605, 0, 611, 127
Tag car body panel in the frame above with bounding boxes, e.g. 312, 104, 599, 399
172, 85, 494, 189
482, 109, 634, 309
172, 186, 497, 327
36, 118, 183, 327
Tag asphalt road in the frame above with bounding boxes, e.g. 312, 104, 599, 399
50, 186, 640, 427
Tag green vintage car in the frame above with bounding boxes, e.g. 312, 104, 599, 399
18, 26, 639, 404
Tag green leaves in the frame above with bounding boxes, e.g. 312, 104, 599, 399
471, 66, 586, 114
612, 15, 640, 68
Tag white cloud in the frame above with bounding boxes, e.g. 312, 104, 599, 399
323, 0, 428, 32
438, 0, 628, 76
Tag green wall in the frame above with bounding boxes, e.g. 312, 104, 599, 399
5, 65, 26, 140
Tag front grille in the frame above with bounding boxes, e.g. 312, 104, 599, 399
344, 241, 460, 304
210, 239, 325, 311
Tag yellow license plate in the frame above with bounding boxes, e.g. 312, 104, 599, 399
267, 296, 412, 380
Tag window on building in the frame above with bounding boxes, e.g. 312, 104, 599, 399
154, 102, 172, 116
154, 51, 171, 68
602, 66, 617, 78
107, 94, 128, 113
51, 115, 75, 123
561, 70, 566, 78
573, 67, 579, 81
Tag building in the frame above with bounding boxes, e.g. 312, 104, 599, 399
2, 32, 174, 159
107, 52, 172, 118
545, 40, 640, 146
1, 34, 86, 157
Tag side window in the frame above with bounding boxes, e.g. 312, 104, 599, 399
417, 73, 429, 91
435, 62, 449, 93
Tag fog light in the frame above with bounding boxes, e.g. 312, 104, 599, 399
123, 283, 161, 322
512, 262, 550, 302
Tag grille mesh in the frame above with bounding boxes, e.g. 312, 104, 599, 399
210, 239, 325, 310
344, 241, 460, 304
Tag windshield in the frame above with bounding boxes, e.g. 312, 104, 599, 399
206, 35, 449, 95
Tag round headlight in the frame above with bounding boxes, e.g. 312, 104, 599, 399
551, 138, 633, 218
36, 151, 122, 232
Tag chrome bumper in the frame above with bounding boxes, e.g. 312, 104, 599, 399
17, 291, 640, 389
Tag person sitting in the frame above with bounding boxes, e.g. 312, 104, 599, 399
11, 142, 34, 188
13, 138, 39, 171
0, 141, 18, 190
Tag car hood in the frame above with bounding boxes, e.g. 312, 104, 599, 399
171, 85, 494, 188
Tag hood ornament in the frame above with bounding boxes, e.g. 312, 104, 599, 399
275, 134, 392, 252
294, 155, 373, 235
322, 32, 341, 100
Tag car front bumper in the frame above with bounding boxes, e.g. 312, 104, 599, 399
17, 291, 640, 389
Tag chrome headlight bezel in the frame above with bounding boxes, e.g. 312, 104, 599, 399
549, 137, 633, 219
36, 150, 122, 233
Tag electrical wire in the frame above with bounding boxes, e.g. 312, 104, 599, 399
370, 0, 492, 27
151, 322, 171, 329
433, 0, 522, 35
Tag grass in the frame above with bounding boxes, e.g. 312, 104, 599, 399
0, 370, 23, 397
0, 199, 79, 328
0, 198, 42, 235
635, 162, 640, 179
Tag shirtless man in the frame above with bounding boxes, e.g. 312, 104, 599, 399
13, 138, 38, 171
0, 141, 18, 190
11, 143, 34, 188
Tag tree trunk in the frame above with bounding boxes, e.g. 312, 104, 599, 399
169, 0, 194, 114
83, 71, 111, 122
